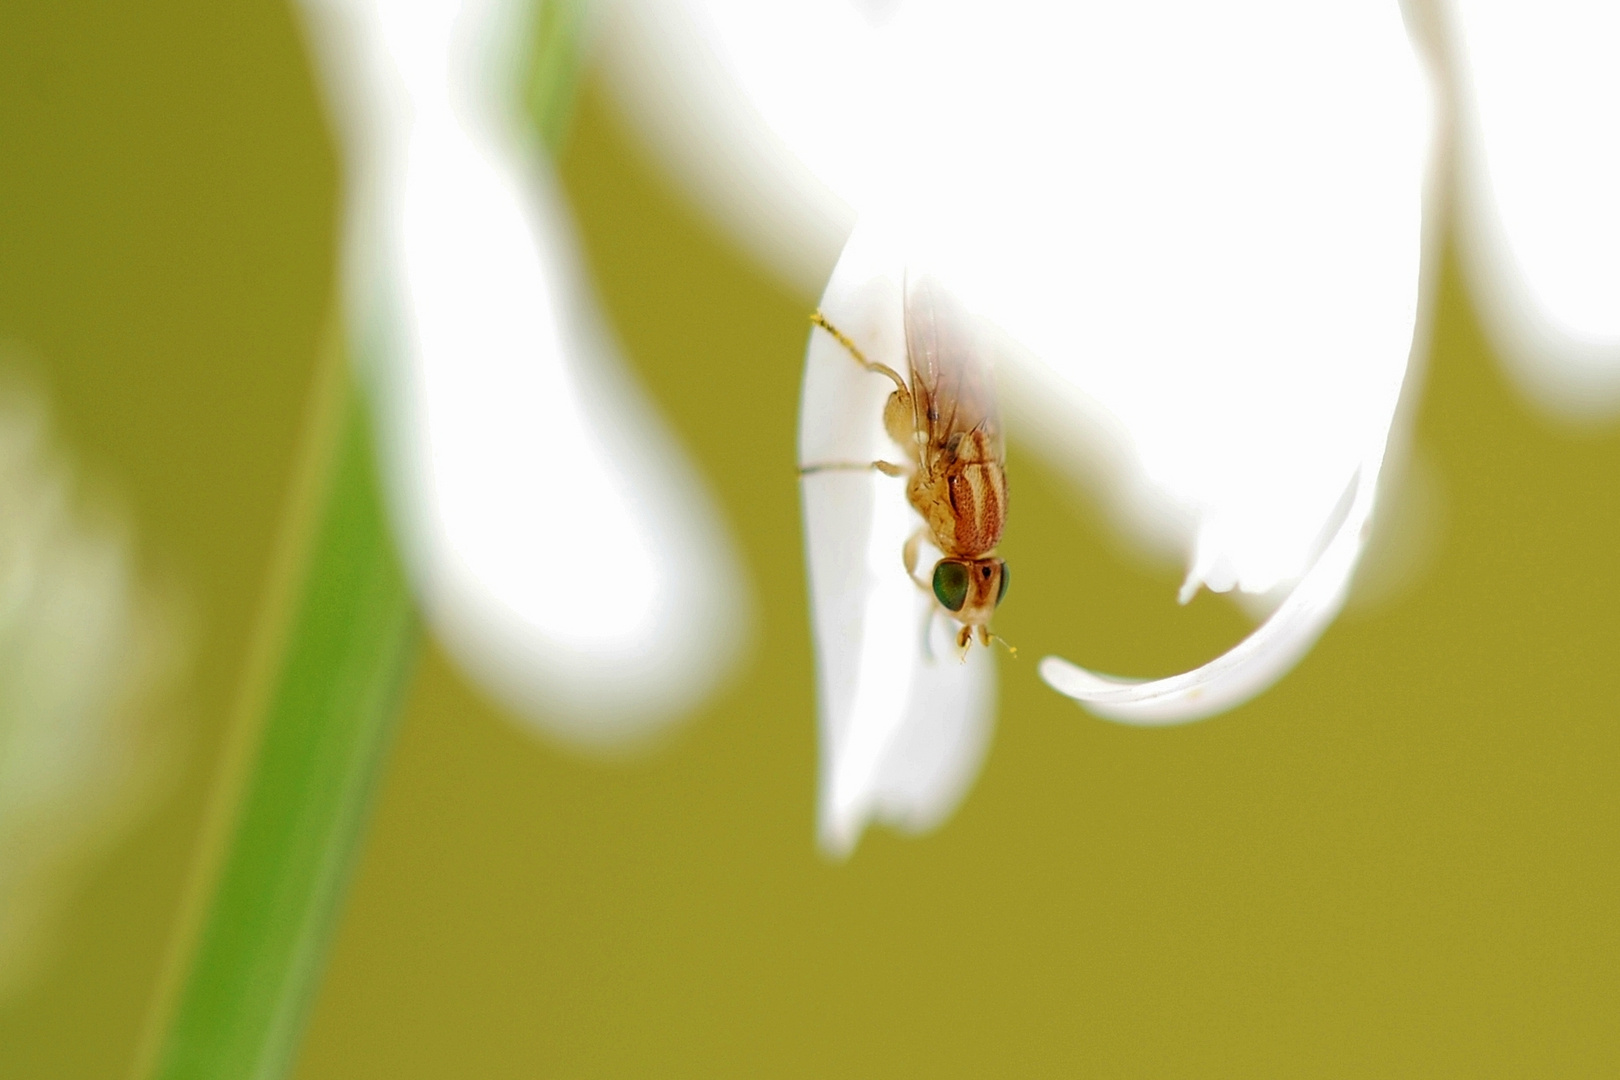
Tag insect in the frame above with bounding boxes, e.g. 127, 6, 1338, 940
807, 276, 1011, 654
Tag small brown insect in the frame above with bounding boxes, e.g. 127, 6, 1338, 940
808, 276, 1011, 653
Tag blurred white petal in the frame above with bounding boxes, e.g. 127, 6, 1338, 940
598, 0, 859, 293
298, 0, 748, 746
0, 375, 181, 1001
800, 228, 994, 857
1446, 0, 1620, 418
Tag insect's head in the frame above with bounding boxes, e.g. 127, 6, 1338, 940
931, 557, 1010, 648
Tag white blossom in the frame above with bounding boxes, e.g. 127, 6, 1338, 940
612, 0, 1435, 849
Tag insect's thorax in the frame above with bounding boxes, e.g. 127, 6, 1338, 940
910, 428, 1006, 558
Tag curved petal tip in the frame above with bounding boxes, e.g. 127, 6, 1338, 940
1040, 467, 1375, 726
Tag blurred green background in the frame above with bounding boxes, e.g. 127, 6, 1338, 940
3, 1, 1620, 1076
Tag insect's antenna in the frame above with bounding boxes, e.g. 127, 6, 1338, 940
809, 312, 873, 367
809, 311, 910, 397
990, 633, 1019, 658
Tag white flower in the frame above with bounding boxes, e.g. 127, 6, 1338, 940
296, 0, 749, 747
609, 0, 1435, 850
297, 0, 1611, 853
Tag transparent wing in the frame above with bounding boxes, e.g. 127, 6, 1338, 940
903, 274, 1003, 460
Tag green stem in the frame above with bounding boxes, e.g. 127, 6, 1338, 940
135, 5, 589, 1074
142, 373, 417, 1080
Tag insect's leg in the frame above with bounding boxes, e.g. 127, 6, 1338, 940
799, 460, 907, 477
811, 312, 911, 401
901, 527, 932, 591
918, 604, 937, 664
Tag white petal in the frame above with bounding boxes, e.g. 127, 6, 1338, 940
1040, 462, 1376, 725
800, 227, 995, 856
299, 0, 747, 746
597, 0, 862, 292
1447, 0, 1620, 418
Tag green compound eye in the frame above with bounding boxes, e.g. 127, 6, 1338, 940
932, 560, 969, 613
996, 562, 1010, 605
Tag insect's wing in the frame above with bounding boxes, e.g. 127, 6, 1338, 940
903, 275, 1002, 458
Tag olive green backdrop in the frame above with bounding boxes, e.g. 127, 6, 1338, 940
3, 2, 1618, 1077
